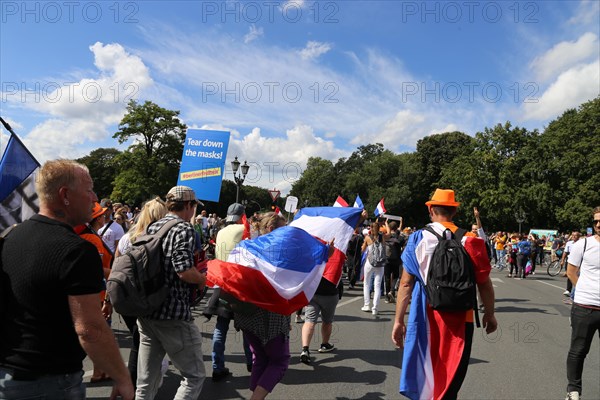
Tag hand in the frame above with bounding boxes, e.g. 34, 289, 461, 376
101, 302, 112, 321
482, 312, 498, 334
327, 239, 336, 258
473, 207, 479, 218
110, 380, 134, 400
391, 321, 407, 349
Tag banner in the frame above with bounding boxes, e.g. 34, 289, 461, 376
177, 129, 230, 202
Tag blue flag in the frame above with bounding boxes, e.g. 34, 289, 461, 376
0, 134, 40, 202
353, 194, 364, 208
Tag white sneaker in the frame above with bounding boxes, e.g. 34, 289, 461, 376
565, 391, 580, 400
361, 305, 370, 312
372, 308, 378, 315
563, 290, 571, 296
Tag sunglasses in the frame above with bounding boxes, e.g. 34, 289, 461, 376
594, 219, 600, 224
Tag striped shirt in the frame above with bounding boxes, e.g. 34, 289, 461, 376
147, 214, 196, 321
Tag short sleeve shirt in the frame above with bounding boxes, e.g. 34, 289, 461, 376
0, 215, 104, 374
568, 237, 600, 307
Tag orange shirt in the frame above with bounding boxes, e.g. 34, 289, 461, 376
79, 231, 113, 301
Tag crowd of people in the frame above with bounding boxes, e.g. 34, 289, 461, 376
0, 159, 598, 400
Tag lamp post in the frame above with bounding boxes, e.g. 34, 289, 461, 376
515, 207, 527, 234
231, 156, 250, 203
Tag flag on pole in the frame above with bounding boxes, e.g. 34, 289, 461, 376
0, 132, 40, 230
207, 226, 329, 315
275, 206, 284, 217
374, 198, 386, 217
291, 206, 363, 285
353, 194, 364, 209
333, 196, 349, 207
0, 133, 40, 202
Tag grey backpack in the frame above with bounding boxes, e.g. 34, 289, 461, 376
107, 219, 180, 317
368, 237, 386, 267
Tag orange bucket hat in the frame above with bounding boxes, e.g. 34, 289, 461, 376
425, 189, 460, 207
91, 201, 108, 220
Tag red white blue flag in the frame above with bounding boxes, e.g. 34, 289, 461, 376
374, 198, 386, 217
291, 206, 363, 285
333, 195, 349, 207
207, 226, 329, 315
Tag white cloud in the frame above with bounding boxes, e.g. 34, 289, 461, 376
530, 32, 599, 82
199, 124, 343, 194
10, 42, 154, 162
298, 41, 332, 61
244, 24, 264, 44
568, 0, 600, 26
523, 60, 600, 120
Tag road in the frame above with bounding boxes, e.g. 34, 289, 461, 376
85, 268, 600, 399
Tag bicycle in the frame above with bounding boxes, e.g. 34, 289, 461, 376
547, 260, 563, 276
547, 249, 565, 276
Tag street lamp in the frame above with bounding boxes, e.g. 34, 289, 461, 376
231, 156, 250, 203
515, 207, 527, 234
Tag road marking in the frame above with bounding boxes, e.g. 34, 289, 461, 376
337, 296, 361, 308
491, 277, 504, 283
536, 280, 567, 291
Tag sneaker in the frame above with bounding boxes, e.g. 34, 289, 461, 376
372, 308, 378, 315
212, 367, 231, 382
318, 343, 335, 353
295, 315, 303, 323
507, 274, 512, 278
361, 305, 370, 312
300, 349, 311, 364
563, 290, 571, 296
565, 391, 580, 400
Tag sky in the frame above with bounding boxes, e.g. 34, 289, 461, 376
1, 0, 599, 194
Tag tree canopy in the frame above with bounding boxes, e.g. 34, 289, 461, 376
78, 96, 599, 232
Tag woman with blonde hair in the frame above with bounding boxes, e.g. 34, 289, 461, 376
114, 197, 168, 388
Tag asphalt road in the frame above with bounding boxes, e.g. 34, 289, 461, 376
84, 268, 600, 400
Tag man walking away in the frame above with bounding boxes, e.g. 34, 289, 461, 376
392, 189, 497, 400
564, 207, 600, 400
135, 186, 207, 400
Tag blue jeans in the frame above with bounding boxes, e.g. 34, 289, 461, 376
212, 316, 252, 372
496, 249, 506, 269
0, 369, 85, 399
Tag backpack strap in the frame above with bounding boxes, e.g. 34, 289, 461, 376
100, 220, 114, 236
454, 228, 467, 242
148, 218, 186, 240
423, 225, 443, 240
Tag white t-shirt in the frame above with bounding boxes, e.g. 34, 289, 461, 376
100, 221, 125, 253
564, 240, 575, 253
117, 232, 132, 256
568, 237, 600, 307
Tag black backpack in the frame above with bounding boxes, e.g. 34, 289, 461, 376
385, 232, 403, 262
423, 226, 480, 325
107, 218, 181, 317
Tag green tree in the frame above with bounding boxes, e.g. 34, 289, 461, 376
76, 148, 121, 199
111, 100, 187, 205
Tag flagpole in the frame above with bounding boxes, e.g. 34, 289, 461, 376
0, 117, 41, 166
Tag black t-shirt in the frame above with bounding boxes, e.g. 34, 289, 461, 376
0, 214, 104, 374
315, 277, 338, 296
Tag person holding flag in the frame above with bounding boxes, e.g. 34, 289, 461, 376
391, 189, 497, 400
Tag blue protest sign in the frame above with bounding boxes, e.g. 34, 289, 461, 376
177, 129, 231, 202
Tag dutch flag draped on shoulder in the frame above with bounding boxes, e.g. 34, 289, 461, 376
374, 198, 386, 217
207, 226, 329, 315
0, 123, 40, 230
207, 206, 362, 315
291, 206, 362, 285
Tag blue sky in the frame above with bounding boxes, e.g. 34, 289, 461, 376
1, 0, 599, 193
